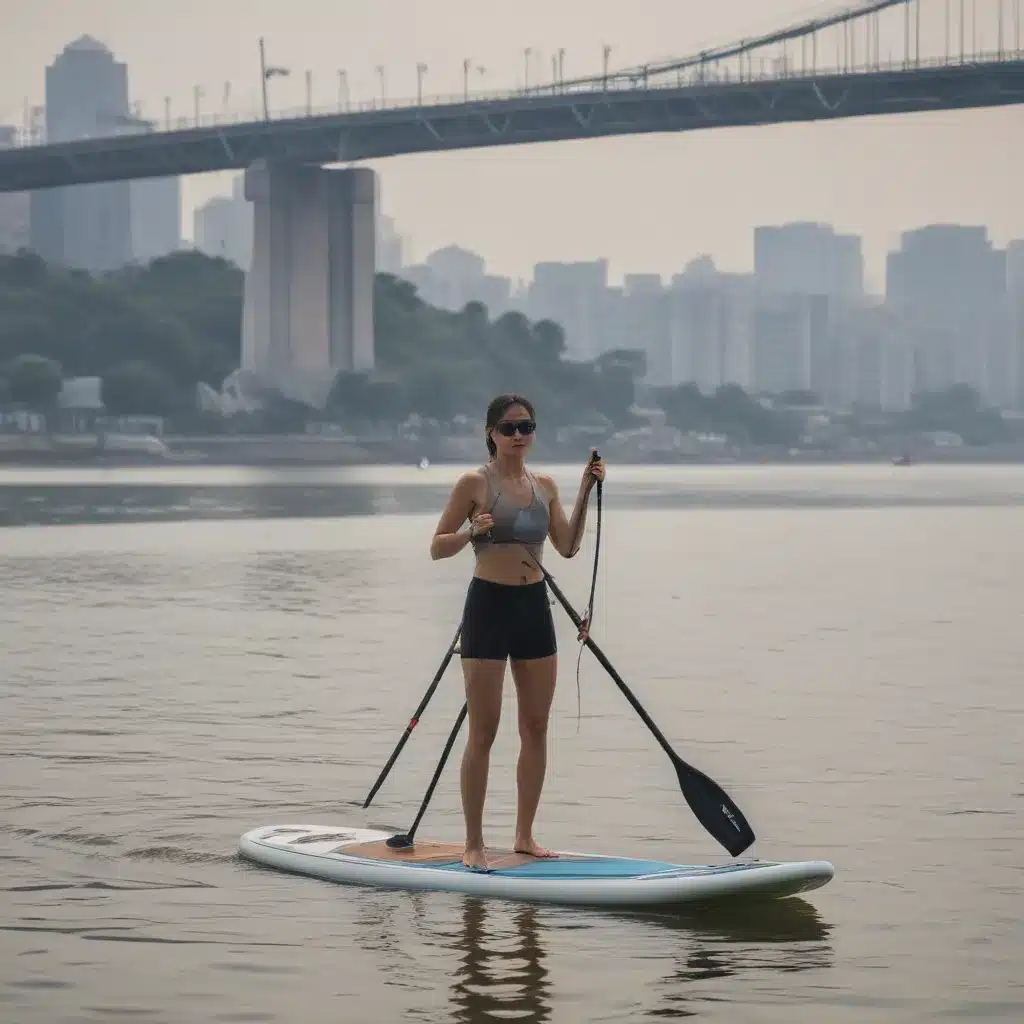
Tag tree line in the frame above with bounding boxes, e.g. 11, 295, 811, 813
0, 248, 1010, 446
0, 250, 638, 431
332, 274, 637, 431
0, 249, 242, 418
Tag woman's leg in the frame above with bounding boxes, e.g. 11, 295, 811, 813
510, 653, 558, 857
460, 657, 506, 869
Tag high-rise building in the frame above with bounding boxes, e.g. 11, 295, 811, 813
832, 303, 913, 411
194, 174, 252, 269
120, 118, 181, 264
623, 273, 662, 296
0, 126, 30, 253
131, 173, 181, 264
755, 222, 864, 298
664, 273, 756, 392
1005, 240, 1024, 409
423, 244, 486, 309
886, 225, 1009, 401
751, 294, 830, 394
376, 215, 404, 274
29, 36, 133, 272
401, 244, 513, 315
527, 260, 609, 361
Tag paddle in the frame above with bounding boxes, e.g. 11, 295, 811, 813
362, 623, 462, 809
527, 557, 757, 859
385, 701, 467, 849
572, 451, 603, 728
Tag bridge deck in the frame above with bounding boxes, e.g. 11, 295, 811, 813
1, 60, 1022, 192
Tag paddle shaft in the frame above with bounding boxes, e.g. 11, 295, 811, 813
536, 562, 684, 766
402, 700, 468, 843
533, 554, 755, 857
363, 623, 462, 809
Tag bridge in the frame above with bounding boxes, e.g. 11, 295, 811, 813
3, 0, 1022, 407
0, 0, 1021, 192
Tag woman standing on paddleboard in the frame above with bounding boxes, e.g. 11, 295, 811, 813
430, 394, 606, 871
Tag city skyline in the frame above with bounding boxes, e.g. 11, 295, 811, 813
191, 178, 1020, 303
2, 0, 1022, 291
370, 219, 1024, 415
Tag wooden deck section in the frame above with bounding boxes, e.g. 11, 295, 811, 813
341, 839, 542, 869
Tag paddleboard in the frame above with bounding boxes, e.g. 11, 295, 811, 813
238, 824, 834, 908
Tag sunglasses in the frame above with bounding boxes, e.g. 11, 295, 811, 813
494, 419, 537, 437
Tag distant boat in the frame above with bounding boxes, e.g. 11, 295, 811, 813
892, 454, 912, 466
418, 457, 430, 470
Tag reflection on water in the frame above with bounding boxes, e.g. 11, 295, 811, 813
639, 901, 833, 1019
5, 463, 1024, 527
450, 900, 552, 1024
358, 893, 834, 1023
0, 482, 394, 526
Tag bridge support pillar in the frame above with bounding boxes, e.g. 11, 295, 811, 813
241, 161, 376, 408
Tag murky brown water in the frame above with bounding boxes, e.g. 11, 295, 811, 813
1, 464, 1021, 1022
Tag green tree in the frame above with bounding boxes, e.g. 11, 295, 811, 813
459, 300, 490, 335
905, 384, 1006, 445
101, 360, 178, 416
0, 250, 665, 436
116, 252, 242, 386
405, 362, 477, 422
592, 356, 639, 427
657, 382, 706, 431
0, 250, 48, 289
532, 319, 566, 362
365, 376, 409, 421
778, 389, 821, 407
5, 353, 63, 409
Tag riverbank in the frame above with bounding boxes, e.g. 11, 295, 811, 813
7, 430, 1024, 466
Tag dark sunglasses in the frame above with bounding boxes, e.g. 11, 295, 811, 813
494, 419, 537, 437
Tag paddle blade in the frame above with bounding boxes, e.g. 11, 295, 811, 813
674, 757, 756, 857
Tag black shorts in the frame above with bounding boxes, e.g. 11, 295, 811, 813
459, 578, 557, 662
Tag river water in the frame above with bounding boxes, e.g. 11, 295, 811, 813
1, 463, 1021, 1023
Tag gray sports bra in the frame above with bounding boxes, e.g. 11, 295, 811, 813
471, 463, 550, 564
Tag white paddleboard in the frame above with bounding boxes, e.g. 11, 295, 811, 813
238, 824, 834, 908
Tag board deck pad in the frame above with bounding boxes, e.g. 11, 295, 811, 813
345, 840, 541, 870
239, 824, 835, 907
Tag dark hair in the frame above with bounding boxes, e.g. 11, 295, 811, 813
485, 393, 536, 458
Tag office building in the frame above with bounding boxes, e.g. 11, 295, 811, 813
29, 36, 133, 272
886, 225, 1009, 399
755, 222, 863, 298
194, 174, 252, 269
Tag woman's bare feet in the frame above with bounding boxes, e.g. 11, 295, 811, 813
513, 836, 559, 859
462, 846, 489, 870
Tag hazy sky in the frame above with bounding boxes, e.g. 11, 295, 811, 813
3, 0, 1022, 292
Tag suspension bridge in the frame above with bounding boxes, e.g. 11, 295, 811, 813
0, 0, 1021, 193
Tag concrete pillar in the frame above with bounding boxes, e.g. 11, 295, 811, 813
242, 162, 376, 408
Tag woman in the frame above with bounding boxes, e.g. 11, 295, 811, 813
430, 394, 606, 870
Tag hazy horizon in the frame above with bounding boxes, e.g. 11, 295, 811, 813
3, 0, 1023, 291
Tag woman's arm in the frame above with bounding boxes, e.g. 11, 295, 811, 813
542, 477, 590, 559
430, 472, 488, 560
539, 456, 605, 559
